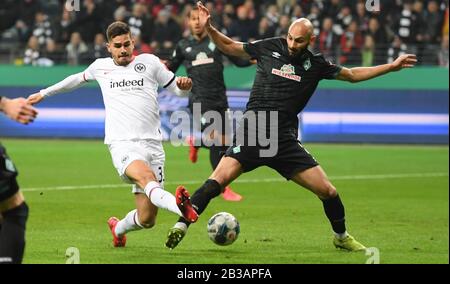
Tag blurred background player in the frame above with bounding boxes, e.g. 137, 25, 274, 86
0, 96, 37, 263
165, 6, 255, 202
27, 22, 198, 248
165, 2, 417, 251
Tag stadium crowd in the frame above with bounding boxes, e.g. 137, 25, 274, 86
0, 0, 448, 67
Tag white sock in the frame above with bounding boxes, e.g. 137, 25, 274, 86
174, 222, 188, 232
115, 209, 144, 237
334, 231, 349, 240
144, 181, 183, 217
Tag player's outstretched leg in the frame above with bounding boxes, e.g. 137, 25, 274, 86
107, 206, 149, 248
125, 160, 197, 220
292, 166, 366, 252
165, 179, 222, 249
321, 194, 366, 252
166, 157, 243, 249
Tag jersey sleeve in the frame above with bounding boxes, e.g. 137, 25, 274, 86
166, 43, 184, 73
152, 56, 176, 88
224, 52, 252, 67
317, 56, 342, 80
83, 59, 98, 81
243, 38, 272, 59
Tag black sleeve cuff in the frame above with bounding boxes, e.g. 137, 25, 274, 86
163, 75, 176, 88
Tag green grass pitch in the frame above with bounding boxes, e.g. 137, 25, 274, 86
2, 139, 448, 264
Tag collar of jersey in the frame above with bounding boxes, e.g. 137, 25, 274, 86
189, 34, 209, 43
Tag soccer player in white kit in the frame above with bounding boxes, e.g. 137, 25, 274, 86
27, 22, 198, 248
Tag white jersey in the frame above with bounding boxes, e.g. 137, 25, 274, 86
83, 54, 175, 144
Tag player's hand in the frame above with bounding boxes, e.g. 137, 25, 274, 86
27, 92, 45, 105
197, 1, 212, 29
0, 97, 38, 125
391, 54, 417, 71
176, 77, 192, 91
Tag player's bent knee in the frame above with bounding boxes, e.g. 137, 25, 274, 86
323, 183, 337, 199
316, 182, 337, 199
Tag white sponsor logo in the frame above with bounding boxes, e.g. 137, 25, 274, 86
271, 64, 301, 82
192, 52, 214, 66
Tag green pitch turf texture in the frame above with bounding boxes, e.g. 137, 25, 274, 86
2, 139, 448, 264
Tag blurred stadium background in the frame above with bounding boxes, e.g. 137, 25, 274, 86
0, 0, 448, 264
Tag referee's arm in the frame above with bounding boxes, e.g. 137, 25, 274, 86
336, 54, 417, 83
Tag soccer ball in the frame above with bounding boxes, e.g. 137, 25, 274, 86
207, 212, 240, 246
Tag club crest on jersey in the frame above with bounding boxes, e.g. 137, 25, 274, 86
271, 64, 301, 82
121, 155, 130, 164
192, 52, 214, 66
303, 58, 311, 71
5, 158, 16, 173
208, 42, 216, 51
134, 63, 146, 73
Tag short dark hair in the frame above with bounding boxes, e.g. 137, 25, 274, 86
187, 6, 199, 18
106, 21, 131, 42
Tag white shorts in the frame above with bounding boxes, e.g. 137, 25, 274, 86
108, 139, 165, 194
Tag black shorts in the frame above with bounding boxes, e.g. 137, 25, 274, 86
0, 144, 19, 202
225, 136, 319, 180
191, 106, 231, 136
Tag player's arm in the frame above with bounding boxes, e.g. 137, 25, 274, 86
198, 2, 250, 59
27, 72, 89, 105
155, 55, 192, 97
0, 96, 38, 124
165, 44, 184, 73
336, 54, 417, 83
225, 54, 254, 67
165, 76, 193, 97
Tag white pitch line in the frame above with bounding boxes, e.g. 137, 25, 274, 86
21, 172, 448, 192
